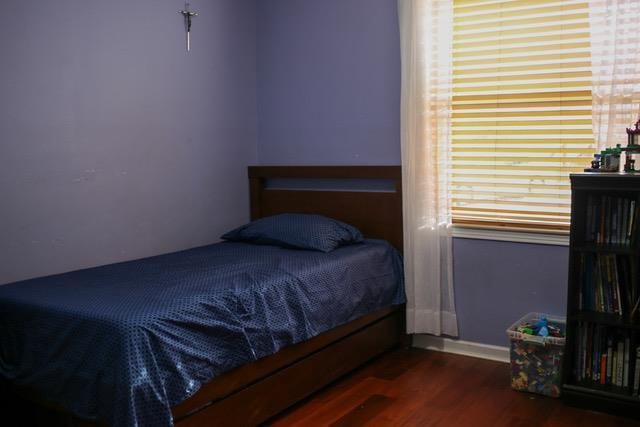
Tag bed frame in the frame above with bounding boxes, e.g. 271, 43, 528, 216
4, 165, 405, 426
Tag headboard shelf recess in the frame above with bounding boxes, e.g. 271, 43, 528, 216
248, 166, 403, 250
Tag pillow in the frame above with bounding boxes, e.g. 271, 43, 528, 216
221, 213, 364, 252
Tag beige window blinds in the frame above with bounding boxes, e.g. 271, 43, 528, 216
451, 0, 596, 232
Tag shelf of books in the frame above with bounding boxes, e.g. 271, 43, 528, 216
563, 173, 640, 417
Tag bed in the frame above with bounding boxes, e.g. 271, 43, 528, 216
0, 165, 405, 426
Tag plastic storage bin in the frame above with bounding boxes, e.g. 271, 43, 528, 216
506, 312, 566, 398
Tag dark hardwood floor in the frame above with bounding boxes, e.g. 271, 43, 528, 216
268, 348, 640, 427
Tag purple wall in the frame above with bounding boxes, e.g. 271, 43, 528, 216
0, 0, 258, 284
257, 0, 401, 165
453, 239, 568, 346
255, 0, 569, 346
0, 0, 570, 347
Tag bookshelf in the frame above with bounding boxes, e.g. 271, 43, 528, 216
562, 173, 640, 417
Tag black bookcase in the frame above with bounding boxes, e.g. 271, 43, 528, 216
562, 172, 640, 417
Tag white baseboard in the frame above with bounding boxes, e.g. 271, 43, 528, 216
412, 334, 510, 363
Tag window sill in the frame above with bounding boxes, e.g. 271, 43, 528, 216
451, 226, 569, 246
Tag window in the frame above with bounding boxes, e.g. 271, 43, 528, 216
450, 0, 595, 232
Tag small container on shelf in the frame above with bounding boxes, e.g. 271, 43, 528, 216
507, 312, 566, 398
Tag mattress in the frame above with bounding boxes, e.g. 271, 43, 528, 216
0, 239, 405, 427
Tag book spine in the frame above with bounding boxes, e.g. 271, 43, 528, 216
613, 341, 619, 386
633, 346, 640, 396
608, 196, 614, 245
578, 322, 584, 381
607, 337, 614, 385
613, 255, 622, 315
609, 198, 618, 245
584, 194, 594, 242
586, 323, 593, 380
600, 353, 607, 385
605, 255, 613, 313
622, 198, 629, 246
624, 336, 630, 389
600, 195, 606, 245
598, 256, 605, 312
617, 339, 625, 386
593, 325, 600, 381
618, 197, 623, 244
629, 200, 636, 244
576, 321, 582, 380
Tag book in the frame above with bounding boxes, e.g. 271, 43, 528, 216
584, 195, 637, 247
600, 353, 607, 385
633, 347, 640, 396
578, 253, 633, 316
593, 325, 600, 381
618, 197, 623, 244
617, 339, 625, 387
622, 198, 629, 245
600, 195, 606, 244
612, 342, 618, 385
613, 256, 622, 314
624, 337, 631, 388
629, 200, 636, 243
612, 199, 618, 245
606, 337, 614, 384
586, 194, 595, 241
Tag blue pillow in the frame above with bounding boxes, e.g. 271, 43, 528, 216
221, 213, 364, 252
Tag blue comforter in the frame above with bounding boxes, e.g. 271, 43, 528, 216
0, 240, 404, 426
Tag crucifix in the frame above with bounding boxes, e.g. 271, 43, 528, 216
179, 3, 198, 52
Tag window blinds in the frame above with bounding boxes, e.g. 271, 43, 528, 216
451, 0, 595, 231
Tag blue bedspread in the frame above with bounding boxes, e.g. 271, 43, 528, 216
0, 240, 404, 426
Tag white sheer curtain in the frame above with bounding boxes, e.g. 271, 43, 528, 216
589, 0, 640, 149
398, 0, 457, 336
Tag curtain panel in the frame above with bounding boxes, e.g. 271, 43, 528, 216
589, 0, 640, 149
398, 0, 458, 336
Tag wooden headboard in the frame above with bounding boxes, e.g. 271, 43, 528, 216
248, 166, 403, 249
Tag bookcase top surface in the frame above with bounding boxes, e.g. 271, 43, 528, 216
571, 172, 640, 178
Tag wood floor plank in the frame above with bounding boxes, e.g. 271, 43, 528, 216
269, 348, 640, 427
330, 394, 395, 427
271, 378, 389, 427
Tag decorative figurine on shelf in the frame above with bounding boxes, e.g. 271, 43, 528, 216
586, 117, 640, 173
627, 118, 640, 147
625, 118, 640, 172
